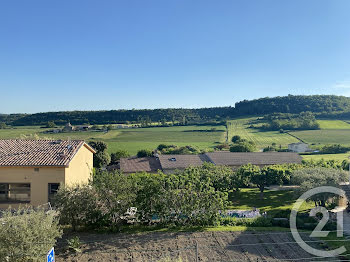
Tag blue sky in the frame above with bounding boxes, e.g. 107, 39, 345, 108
1, 0, 350, 113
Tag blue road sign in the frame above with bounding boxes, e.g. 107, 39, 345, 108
47, 247, 55, 262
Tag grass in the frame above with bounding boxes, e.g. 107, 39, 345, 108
117, 225, 291, 234
227, 118, 299, 150
289, 129, 350, 147
0, 125, 226, 155
317, 120, 350, 129
302, 153, 350, 162
228, 188, 314, 216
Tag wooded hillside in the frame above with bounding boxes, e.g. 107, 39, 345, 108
2, 95, 350, 126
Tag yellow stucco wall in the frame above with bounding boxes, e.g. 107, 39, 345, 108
0, 167, 65, 209
64, 144, 94, 186
0, 144, 94, 209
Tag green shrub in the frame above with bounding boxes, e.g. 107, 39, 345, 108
67, 236, 82, 253
53, 185, 108, 230
137, 149, 153, 157
0, 207, 62, 262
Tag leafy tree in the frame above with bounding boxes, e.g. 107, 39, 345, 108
235, 164, 260, 188
231, 135, 242, 143
89, 141, 108, 152
110, 150, 131, 164
94, 151, 111, 167
137, 149, 153, 157
230, 141, 256, 152
107, 125, 113, 131
320, 144, 350, 154
53, 185, 106, 230
291, 167, 347, 207
0, 207, 62, 261
89, 141, 110, 167
250, 171, 268, 199
0, 122, 6, 129
92, 170, 136, 227
46, 121, 55, 128
157, 144, 169, 151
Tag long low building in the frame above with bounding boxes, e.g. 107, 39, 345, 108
120, 152, 302, 174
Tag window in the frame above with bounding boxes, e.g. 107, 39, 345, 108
0, 183, 31, 203
48, 183, 60, 202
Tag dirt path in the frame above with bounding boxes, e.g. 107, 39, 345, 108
56, 231, 335, 262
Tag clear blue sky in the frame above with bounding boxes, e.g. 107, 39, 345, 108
1, 0, 350, 113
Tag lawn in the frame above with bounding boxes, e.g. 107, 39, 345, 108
228, 188, 313, 215
0, 125, 226, 155
227, 118, 299, 150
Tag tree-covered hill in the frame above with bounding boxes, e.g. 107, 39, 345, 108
2, 95, 350, 126
235, 95, 350, 115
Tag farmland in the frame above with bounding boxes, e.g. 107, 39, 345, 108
0, 125, 226, 155
56, 231, 325, 262
317, 120, 350, 129
289, 129, 350, 146
226, 118, 299, 149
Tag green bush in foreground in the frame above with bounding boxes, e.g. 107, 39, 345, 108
0, 207, 62, 262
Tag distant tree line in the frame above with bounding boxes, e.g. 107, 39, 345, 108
234, 94, 350, 115
3, 95, 350, 126
260, 112, 320, 131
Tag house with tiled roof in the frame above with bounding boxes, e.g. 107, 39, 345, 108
120, 157, 162, 174
119, 152, 302, 174
0, 139, 95, 209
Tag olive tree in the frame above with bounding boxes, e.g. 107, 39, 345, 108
0, 207, 62, 262
291, 167, 347, 207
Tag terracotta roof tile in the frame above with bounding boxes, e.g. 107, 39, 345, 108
0, 139, 90, 167
120, 157, 161, 173
158, 154, 210, 170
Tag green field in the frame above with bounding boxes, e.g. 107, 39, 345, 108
302, 153, 350, 162
289, 129, 350, 146
0, 125, 226, 155
227, 118, 299, 149
317, 120, 350, 129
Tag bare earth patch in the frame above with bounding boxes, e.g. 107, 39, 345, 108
56, 231, 335, 262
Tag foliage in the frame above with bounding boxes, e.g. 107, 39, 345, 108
291, 167, 348, 206
158, 144, 202, 155
0, 207, 62, 262
94, 151, 111, 168
89, 141, 107, 152
67, 236, 82, 253
46, 121, 55, 128
235, 95, 350, 115
137, 149, 153, 157
92, 170, 137, 226
110, 150, 131, 164
261, 112, 320, 131
53, 185, 107, 230
229, 140, 256, 152
235, 164, 260, 188
215, 143, 230, 150
89, 141, 110, 167
0, 122, 7, 129
231, 135, 242, 143
7, 107, 234, 126
320, 144, 350, 154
